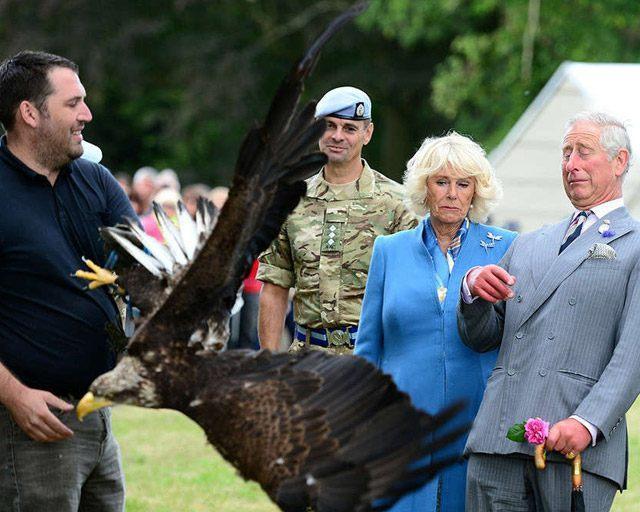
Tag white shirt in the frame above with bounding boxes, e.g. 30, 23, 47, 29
569, 197, 624, 233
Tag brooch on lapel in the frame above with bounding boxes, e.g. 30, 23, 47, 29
587, 242, 616, 260
598, 219, 615, 238
480, 232, 503, 254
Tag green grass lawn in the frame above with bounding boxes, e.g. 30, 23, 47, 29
112, 406, 278, 512
113, 400, 640, 511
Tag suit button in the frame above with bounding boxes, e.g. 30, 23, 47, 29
515, 332, 524, 339
516, 295, 523, 303
547, 332, 555, 340
569, 297, 577, 306
507, 369, 516, 376
539, 368, 547, 377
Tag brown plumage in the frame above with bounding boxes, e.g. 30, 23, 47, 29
79, 2, 467, 510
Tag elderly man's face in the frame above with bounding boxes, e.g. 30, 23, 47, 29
561, 121, 625, 209
318, 117, 373, 166
425, 166, 475, 227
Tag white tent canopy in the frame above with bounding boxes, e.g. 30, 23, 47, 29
489, 61, 640, 233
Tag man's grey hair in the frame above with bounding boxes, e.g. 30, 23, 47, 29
132, 166, 159, 185
565, 111, 632, 173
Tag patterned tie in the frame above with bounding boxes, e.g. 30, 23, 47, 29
559, 210, 590, 254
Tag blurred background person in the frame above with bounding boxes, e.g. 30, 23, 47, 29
228, 259, 262, 351
207, 185, 229, 211
132, 165, 158, 215
156, 167, 181, 192
182, 182, 212, 217
141, 187, 181, 242
115, 172, 131, 196
355, 132, 517, 512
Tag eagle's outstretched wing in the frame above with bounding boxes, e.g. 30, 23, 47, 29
185, 348, 465, 512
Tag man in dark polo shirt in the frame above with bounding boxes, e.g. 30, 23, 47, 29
0, 51, 135, 511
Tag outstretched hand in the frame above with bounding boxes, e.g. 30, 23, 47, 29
467, 265, 516, 303
6, 387, 74, 442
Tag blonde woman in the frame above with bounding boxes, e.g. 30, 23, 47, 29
355, 132, 516, 512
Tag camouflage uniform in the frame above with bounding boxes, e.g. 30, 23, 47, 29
257, 160, 417, 354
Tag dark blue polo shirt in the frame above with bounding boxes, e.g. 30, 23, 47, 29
0, 136, 137, 397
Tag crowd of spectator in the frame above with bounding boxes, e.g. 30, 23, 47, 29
114, 166, 262, 349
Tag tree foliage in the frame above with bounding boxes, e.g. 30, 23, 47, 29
363, 0, 640, 148
1, 0, 639, 185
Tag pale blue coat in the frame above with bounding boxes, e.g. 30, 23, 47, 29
355, 218, 516, 511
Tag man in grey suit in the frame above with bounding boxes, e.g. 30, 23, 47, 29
458, 111, 638, 511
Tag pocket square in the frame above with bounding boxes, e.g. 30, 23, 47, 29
587, 243, 616, 260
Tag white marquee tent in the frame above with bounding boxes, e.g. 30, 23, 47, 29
489, 61, 640, 233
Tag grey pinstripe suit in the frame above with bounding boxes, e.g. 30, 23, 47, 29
457, 206, 640, 505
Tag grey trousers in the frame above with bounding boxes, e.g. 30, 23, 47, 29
466, 453, 617, 512
0, 402, 125, 512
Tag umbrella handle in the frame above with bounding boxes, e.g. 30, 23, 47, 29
534, 444, 546, 469
571, 453, 583, 490
533, 445, 583, 490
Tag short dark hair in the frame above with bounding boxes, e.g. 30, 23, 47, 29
0, 50, 78, 132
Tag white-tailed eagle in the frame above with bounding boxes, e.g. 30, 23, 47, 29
75, 2, 467, 511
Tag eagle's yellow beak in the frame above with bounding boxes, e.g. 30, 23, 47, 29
76, 392, 113, 421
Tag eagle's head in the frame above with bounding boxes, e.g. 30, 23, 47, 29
76, 355, 160, 420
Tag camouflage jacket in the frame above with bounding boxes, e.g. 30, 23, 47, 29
257, 160, 417, 329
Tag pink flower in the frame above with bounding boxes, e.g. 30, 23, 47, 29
524, 417, 549, 445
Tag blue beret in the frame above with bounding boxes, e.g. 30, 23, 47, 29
314, 86, 371, 120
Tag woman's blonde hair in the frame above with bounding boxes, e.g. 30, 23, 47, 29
403, 131, 503, 222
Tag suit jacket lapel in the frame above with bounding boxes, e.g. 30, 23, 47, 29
515, 207, 634, 330
529, 220, 567, 289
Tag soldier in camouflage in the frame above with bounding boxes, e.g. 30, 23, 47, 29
257, 86, 417, 354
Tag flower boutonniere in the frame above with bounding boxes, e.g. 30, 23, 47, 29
480, 231, 503, 254
598, 219, 615, 238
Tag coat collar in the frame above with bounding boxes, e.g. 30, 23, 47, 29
516, 206, 634, 330
306, 159, 375, 200
413, 220, 495, 309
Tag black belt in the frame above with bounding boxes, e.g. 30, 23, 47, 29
294, 324, 357, 349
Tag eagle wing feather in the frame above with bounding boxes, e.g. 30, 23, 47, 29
184, 349, 465, 512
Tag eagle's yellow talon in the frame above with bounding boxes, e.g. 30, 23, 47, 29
74, 259, 118, 289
